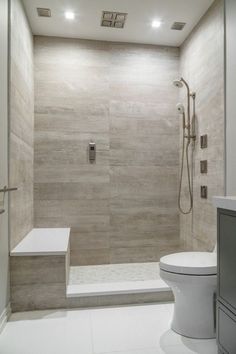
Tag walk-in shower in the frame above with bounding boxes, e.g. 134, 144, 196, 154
173, 78, 196, 214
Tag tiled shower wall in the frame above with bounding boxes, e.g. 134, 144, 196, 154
179, 0, 225, 250
10, 0, 34, 249
34, 37, 181, 265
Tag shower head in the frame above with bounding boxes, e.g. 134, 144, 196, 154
173, 79, 184, 88
176, 103, 185, 114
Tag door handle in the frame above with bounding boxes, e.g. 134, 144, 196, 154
0, 186, 18, 193
0, 187, 17, 216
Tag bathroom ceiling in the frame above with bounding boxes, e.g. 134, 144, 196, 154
22, 0, 215, 46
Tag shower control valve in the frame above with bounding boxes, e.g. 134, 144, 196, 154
88, 141, 96, 162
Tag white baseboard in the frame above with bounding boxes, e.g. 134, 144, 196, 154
0, 303, 11, 334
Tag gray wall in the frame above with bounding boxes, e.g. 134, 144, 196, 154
9, 0, 34, 250
225, 0, 236, 195
0, 0, 10, 321
179, 0, 225, 250
34, 36, 181, 265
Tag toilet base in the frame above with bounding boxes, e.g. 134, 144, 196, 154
160, 269, 217, 339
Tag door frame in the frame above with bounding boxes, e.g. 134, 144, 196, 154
0, 0, 10, 332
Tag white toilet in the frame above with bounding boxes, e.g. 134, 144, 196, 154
160, 251, 217, 339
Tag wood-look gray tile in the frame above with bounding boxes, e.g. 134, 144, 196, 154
10, 0, 34, 250
10, 256, 66, 285
70, 249, 110, 266
34, 36, 180, 265
34, 215, 110, 231
70, 230, 110, 250
34, 182, 109, 201
179, 0, 224, 251
9, 133, 34, 249
11, 283, 66, 312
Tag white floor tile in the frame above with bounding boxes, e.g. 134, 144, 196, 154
91, 304, 173, 353
0, 304, 217, 354
160, 329, 217, 354
98, 349, 164, 354
0, 309, 93, 354
159, 329, 217, 353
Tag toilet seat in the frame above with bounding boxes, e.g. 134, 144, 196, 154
160, 252, 217, 276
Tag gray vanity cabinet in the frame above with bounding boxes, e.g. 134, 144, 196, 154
217, 208, 236, 354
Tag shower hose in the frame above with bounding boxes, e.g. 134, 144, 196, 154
178, 129, 193, 215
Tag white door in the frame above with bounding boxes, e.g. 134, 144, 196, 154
0, 0, 10, 320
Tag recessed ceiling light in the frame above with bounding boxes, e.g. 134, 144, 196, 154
65, 11, 75, 20
152, 20, 162, 28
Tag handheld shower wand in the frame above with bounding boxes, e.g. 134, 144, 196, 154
176, 103, 185, 129
173, 78, 196, 215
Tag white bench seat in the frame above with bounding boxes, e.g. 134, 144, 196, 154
10, 228, 70, 256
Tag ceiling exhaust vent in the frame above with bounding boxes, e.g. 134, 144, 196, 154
37, 8, 51, 17
101, 11, 127, 28
171, 22, 186, 31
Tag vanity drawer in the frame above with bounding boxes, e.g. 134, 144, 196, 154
217, 304, 236, 353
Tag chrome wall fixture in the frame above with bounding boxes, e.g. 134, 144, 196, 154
173, 77, 196, 215
88, 141, 96, 163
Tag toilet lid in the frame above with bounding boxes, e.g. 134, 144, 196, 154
160, 252, 217, 275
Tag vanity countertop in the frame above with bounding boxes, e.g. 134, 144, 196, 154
213, 196, 236, 211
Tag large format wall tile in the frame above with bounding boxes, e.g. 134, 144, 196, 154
11, 283, 66, 312
10, 252, 70, 312
9, 0, 34, 250
9, 133, 33, 248
34, 36, 181, 265
179, 0, 225, 250
10, 256, 66, 285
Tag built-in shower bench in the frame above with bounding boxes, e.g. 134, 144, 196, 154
10, 229, 173, 312
10, 228, 70, 312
